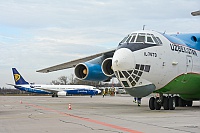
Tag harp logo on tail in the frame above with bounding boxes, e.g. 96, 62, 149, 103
14, 74, 20, 82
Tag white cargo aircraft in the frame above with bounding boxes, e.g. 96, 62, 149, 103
9, 68, 101, 97
37, 13, 200, 110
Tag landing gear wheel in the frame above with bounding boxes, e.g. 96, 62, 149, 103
52, 93, 57, 97
154, 97, 161, 110
149, 97, 155, 110
174, 96, 179, 107
186, 101, 193, 107
163, 96, 169, 110
178, 98, 186, 107
169, 97, 175, 110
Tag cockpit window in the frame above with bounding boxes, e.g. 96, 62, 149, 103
156, 37, 162, 44
130, 33, 136, 42
120, 36, 128, 44
151, 34, 159, 44
136, 33, 145, 42
119, 33, 162, 45
126, 36, 132, 43
147, 36, 154, 43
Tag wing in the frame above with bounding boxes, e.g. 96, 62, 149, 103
7, 83, 16, 86
38, 88, 59, 93
191, 10, 200, 16
36, 49, 115, 73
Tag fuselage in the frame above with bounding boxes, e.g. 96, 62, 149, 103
112, 30, 200, 100
15, 84, 101, 95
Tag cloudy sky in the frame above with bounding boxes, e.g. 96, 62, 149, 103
0, 0, 199, 87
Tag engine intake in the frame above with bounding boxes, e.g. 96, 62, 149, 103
74, 63, 88, 79
102, 58, 114, 76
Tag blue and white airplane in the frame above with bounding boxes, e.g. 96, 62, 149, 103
8, 68, 101, 97
37, 13, 200, 110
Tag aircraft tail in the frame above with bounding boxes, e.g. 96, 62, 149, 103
12, 68, 29, 85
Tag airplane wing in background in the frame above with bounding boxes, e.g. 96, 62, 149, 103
36, 49, 115, 73
7, 83, 18, 87
191, 10, 200, 16
38, 88, 59, 93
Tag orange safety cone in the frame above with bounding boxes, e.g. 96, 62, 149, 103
68, 103, 72, 110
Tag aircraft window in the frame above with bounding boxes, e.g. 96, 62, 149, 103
122, 81, 129, 87
122, 71, 129, 78
130, 35, 136, 42
147, 36, 154, 43
126, 36, 132, 43
135, 76, 140, 82
114, 71, 119, 79
136, 33, 145, 43
131, 81, 136, 86
156, 37, 162, 44
128, 70, 133, 74
119, 71, 124, 78
152, 35, 159, 44
130, 34, 137, 42
120, 36, 128, 43
128, 77, 133, 83
140, 65, 144, 71
144, 65, 151, 72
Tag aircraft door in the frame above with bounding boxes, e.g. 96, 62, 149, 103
186, 55, 193, 73
182, 55, 193, 83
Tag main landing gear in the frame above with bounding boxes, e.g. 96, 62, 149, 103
149, 94, 193, 110
52, 93, 58, 97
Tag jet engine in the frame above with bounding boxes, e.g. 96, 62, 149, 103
101, 58, 114, 76
74, 62, 108, 81
57, 91, 67, 96
74, 56, 114, 81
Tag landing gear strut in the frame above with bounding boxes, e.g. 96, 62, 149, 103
52, 93, 58, 97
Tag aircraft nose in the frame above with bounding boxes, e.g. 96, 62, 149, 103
112, 48, 135, 71
97, 89, 101, 94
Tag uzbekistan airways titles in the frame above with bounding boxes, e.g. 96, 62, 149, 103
170, 43, 197, 56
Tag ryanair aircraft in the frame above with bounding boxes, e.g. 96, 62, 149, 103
37, 29, 200, 110
9, 68, 101, 97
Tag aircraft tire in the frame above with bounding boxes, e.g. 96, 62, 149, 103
169, 97, 175, 110
149, 97, 155, 110
178, 98, 186, 107
163, 96, 169, 110
174, 96, 179, 107
154, 97, 161, 110
186, 101, 193, 107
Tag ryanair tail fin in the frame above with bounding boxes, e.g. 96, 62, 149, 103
12, 68, 29, 85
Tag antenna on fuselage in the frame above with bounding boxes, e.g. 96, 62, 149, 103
142, 25, 146, 30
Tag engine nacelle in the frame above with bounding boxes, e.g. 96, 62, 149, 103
101, 58, 114, 77
74, 62, 109, 81
57, 91, 67, 96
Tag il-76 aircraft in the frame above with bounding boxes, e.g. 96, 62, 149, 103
37, 28, 200, 110
9, 68, 101, 97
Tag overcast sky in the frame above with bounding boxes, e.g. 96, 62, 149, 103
0, 0, 199, 87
